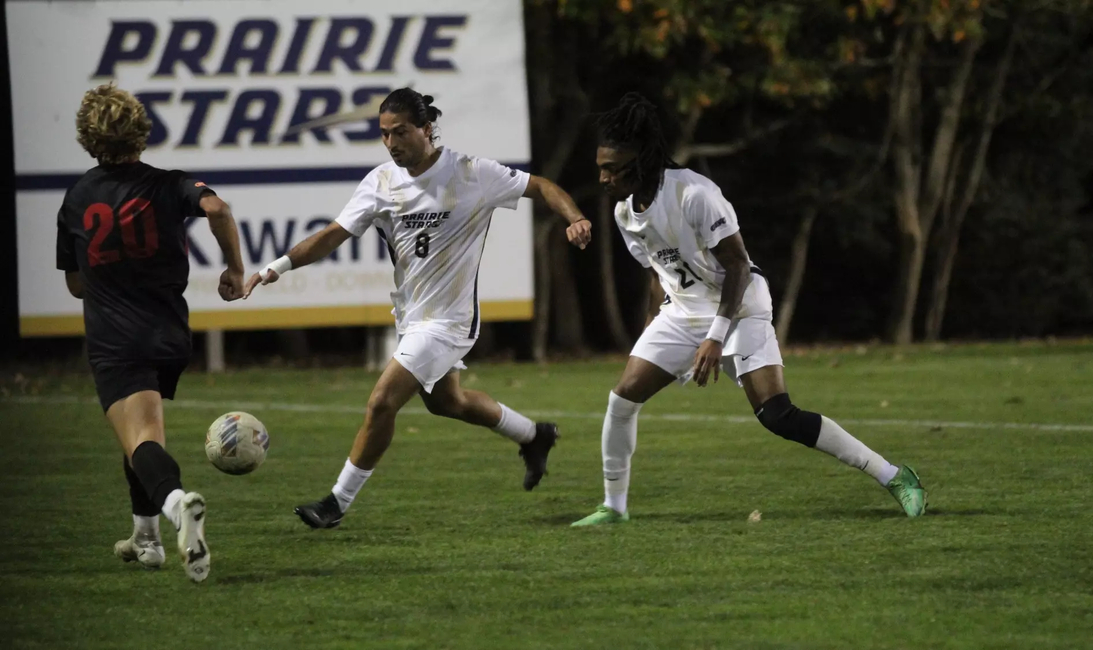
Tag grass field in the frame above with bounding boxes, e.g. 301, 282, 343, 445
2, 341, 1093, 649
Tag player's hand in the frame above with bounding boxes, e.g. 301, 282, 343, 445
243, 269, 278, 299
219, 268, 245, 302
567, 218, 592, 250
693, 339, 722, 387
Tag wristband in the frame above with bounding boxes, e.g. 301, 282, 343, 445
705, 315, 731, 343
261, 255, 292, 280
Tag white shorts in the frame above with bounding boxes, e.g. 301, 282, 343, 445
631, 274, 783, 387
392, 323, 475, 393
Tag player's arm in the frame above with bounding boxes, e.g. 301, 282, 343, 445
243, 221, 352, 298
693, 233, 751, 387
523, 175, 592, 250
64, 272, 84, 299
199, 194, 246, 301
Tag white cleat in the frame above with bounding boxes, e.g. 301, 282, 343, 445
177, 492, 210, 583
114, 534, 165, 569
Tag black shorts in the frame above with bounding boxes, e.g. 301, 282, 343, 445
90, 358, 189, 412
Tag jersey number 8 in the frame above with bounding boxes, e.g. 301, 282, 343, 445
415, 232, 430, 258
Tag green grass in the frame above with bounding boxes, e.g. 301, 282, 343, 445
2, 341, 1093, 649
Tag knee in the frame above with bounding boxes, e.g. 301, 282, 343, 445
367, 390, 402, 420
423, 393, 465, 419
611, 381, 646, 405
755, 393, 821, 447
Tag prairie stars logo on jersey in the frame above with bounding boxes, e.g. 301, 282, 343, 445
400, 211, 452, 229
655, 247, 681, 264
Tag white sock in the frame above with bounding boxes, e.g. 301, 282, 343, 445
492, 403, 536, 444
162, 489, 185, 530
602, 391, 641, 514
132, 514, 160, 540
332, 458, 374, 513
815, 416, 899, 485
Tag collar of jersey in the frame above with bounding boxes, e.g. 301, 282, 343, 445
395, 146, 449, 185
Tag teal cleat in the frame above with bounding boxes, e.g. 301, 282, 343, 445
886, 465, 928, 518
571, 505, 630, 527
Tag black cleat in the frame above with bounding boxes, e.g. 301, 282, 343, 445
294, 493, 344, 529
519, 422, 559, 491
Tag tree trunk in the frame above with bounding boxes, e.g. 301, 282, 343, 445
924, 29, 1016, 342
889, 227, 928, 344
923, 222, 961, 341
597, 193, 631, 351
548, 221, 586, 352
524, 1, 588, 361
885, 23, 980, 343
531, 215, 553, 362
774, 205, 819, 344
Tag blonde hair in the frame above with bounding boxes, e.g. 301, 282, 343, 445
75, 84, 152, 165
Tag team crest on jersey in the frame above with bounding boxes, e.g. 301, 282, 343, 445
655, 248, 681, 264
400, 211, 452, 229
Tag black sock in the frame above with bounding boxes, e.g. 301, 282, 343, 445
130, 441, 183, 510
123, 455, 161, 517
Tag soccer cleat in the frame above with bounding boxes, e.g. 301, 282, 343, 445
886, 465, 928, 518
294, 493, 345, 529
177, 492, 210, 583
519, 423, 559, 491
571, 505, 630, 527
114, 534, 165, 569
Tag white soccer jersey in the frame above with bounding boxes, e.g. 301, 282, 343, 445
615, 168, 750, 318
336, 147, 529, 337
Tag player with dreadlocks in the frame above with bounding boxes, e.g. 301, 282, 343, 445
571, 93, 927, 526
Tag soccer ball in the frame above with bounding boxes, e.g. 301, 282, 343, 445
205, 412, 269, 475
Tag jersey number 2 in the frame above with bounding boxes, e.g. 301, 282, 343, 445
675, 262, 698, 289
415, 232, 430, 258
84, 200, 158, 267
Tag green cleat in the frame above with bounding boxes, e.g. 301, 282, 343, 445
571, 505, 630, 527
886, 465, 928, 518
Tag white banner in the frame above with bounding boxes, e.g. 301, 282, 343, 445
8, 0, 533, 335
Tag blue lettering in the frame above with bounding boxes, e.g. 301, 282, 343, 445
279, 18, 316, 74
283, 89, 342, 144
218, 20, 278, 75
94, 21, 156, 78
313, 18, 374, 73
218, 90, 280, 146
241, 219, 295, 265
375, 17, 411, 72
179, 90, 228, 147
135, 91, 172, 147
154, 20, 217, 77
414, 16, 466, 71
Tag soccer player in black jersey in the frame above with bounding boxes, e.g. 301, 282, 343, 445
55, 84, 246, 582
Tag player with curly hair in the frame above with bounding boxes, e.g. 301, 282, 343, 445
57, 84, 247, 581
572, 93, 927, 526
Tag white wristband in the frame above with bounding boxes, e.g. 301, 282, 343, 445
261, 255, 292, 280
705, 315, 731, 343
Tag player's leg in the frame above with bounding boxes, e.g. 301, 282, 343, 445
740, 364, 926, 517
295, 358, 421, 529
105, 389, 209, 581
573, 312, 690, 527
420, 371, 558, 490
114, 454, 166, 569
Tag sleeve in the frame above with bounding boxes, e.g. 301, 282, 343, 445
177, 173, 215, 216
334, 171, 380, 237
56, 205, 79, 272
475, 157, 530, 211
615, 204, 651, 268
683, 183, 740, 248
